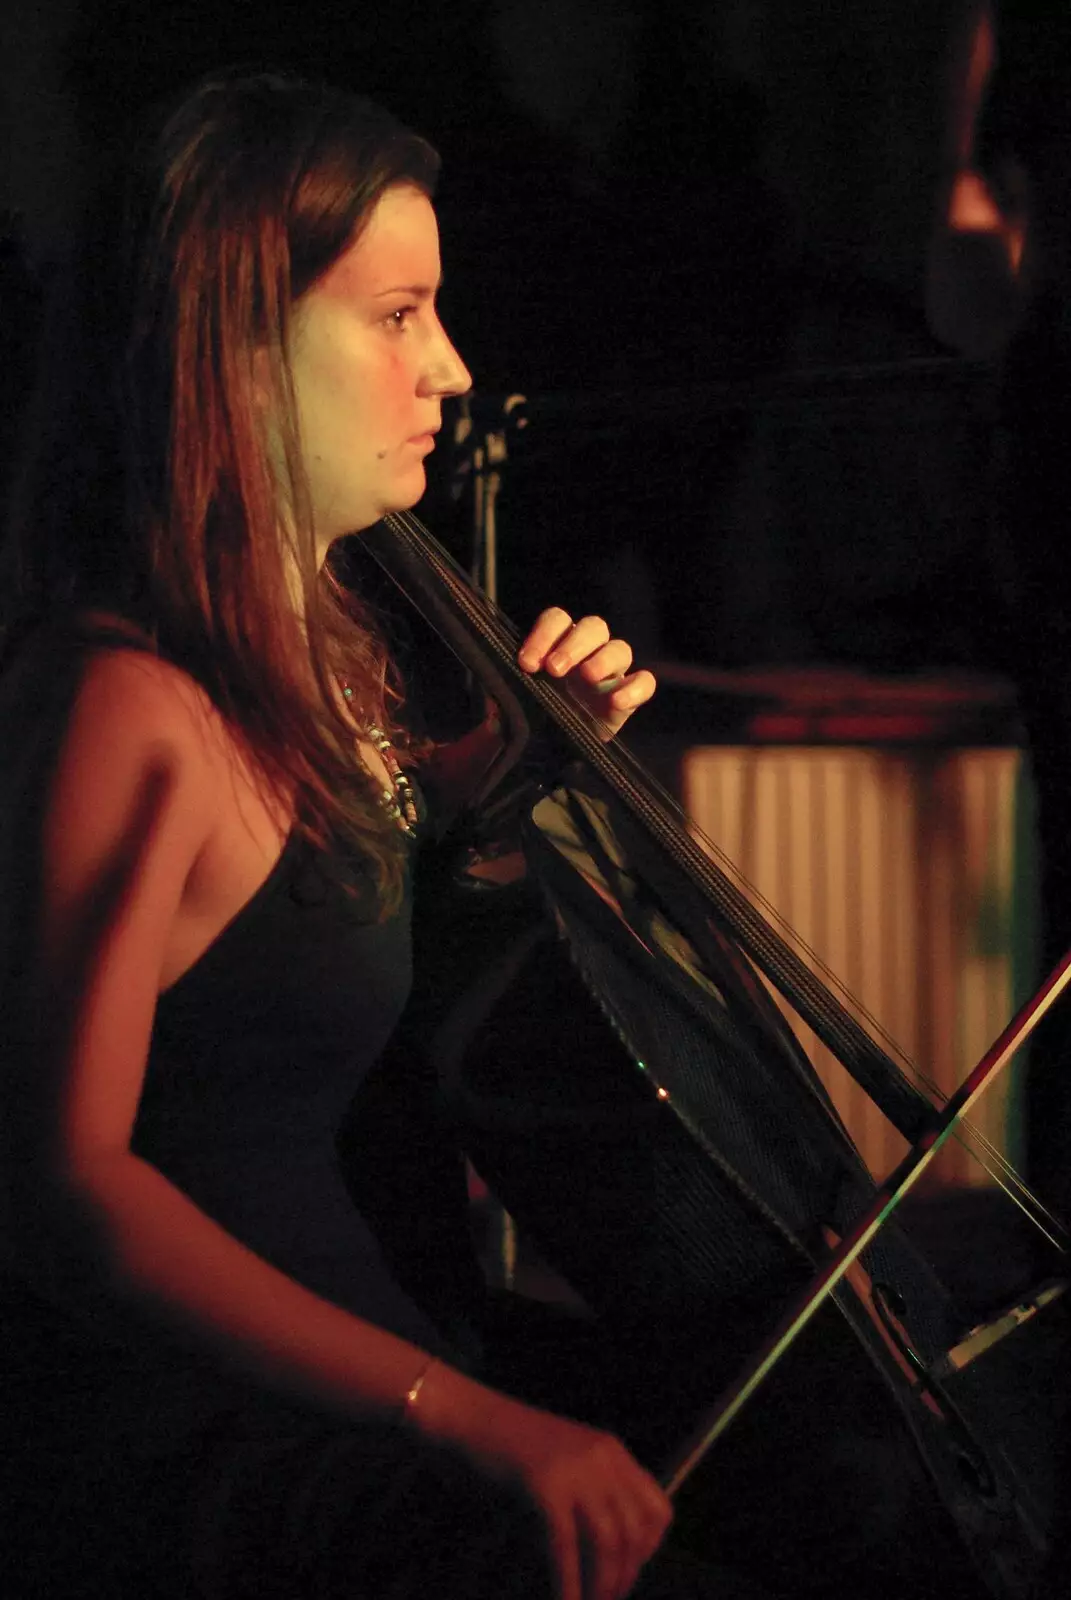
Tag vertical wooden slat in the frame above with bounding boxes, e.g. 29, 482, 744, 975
682, 745, 1023, 1187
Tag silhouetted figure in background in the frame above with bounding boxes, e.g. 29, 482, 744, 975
929, 0, 1071, 1238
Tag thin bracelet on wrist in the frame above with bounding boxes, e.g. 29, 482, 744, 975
403, 1357, 436, 1421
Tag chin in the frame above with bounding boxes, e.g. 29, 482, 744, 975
384, 474, 428, 519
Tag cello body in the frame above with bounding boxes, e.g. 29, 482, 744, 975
344, 513, 1067, 1599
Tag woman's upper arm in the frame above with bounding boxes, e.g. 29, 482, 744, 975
21, 651, 214, 1178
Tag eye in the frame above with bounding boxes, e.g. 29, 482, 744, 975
384, 305, 416, 332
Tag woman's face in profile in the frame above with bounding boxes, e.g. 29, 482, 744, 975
288, 183, 471, 559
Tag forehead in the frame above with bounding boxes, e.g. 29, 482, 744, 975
317, 184, 441, 300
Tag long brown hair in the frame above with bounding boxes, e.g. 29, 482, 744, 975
5, 70, 442, 913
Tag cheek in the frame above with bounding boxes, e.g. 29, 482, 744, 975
335, 353, 410, 449
297, 340, 416, 470
375, 350, 417, 417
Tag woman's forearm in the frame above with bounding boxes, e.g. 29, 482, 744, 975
26, 1149, 482, 1424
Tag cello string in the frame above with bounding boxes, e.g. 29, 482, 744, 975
385, 513, 1038, 1180
384, 512, 1067, 1242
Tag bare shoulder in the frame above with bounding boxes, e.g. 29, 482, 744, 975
56, 645, 218, 819
0, 636, 217, 864
72, 644, 217, 740
37, 647, 221, 957
0, 644, 226, 1172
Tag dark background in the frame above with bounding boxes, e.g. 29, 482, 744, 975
0, 0, 1002, 672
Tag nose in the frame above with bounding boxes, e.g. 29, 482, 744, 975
420, 313, 472, 399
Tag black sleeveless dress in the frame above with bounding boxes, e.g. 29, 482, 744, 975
5, 803, 485, 1441
1, 762, 563, 1599
139, 824, 450, 1345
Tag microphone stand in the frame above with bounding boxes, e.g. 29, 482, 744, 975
449, 392, 528, 1289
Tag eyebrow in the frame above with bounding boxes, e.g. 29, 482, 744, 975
372, 275, 444, 299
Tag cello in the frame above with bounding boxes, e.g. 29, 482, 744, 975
343, 503, 1069, 1600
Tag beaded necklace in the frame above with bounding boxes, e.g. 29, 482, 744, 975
337, 678, 418, 836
